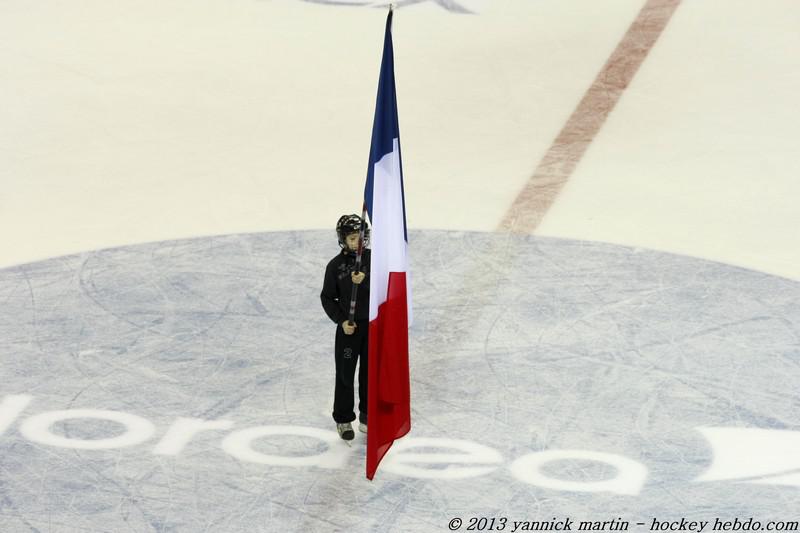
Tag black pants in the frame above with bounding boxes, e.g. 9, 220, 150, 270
332, 321, 368, 424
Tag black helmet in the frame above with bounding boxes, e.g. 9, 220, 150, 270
336, 214, 370, 250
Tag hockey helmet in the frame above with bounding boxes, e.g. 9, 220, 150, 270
336, 214, 369, 250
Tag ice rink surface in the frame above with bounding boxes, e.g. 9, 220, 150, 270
2, 231, 800, 531
2, 0, 800, 531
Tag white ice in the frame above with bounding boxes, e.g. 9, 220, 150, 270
1, 0, 798, 279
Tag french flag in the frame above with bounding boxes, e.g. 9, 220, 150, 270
364, 8, 412, 481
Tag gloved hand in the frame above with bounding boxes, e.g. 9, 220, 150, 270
351, 271, 365, 284
342, 321, 356, 335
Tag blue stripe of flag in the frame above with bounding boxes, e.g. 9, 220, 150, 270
363, 9, 408, 242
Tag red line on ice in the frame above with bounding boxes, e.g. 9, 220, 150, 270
499, 0, 683, 233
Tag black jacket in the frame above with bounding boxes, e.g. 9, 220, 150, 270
321, 249, 371, 324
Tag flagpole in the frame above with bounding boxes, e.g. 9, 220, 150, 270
346, 203, 369, 327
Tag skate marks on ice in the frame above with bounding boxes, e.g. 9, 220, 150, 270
1, 230, 799, 531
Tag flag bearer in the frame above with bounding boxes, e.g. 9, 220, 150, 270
321, 214, 370, 440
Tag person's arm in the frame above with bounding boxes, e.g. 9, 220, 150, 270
321, 262, 347, 325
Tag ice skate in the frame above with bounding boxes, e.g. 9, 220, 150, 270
336, 422, 355, 441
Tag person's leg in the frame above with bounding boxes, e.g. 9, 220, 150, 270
333, 325, 358, 424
